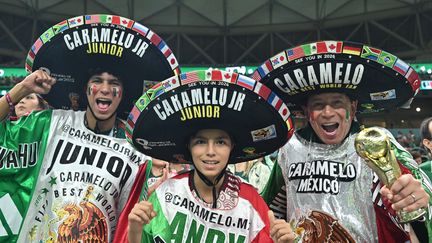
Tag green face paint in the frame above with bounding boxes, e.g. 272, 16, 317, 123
345, 109, 350, 122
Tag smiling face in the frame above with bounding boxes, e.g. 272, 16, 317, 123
304, 92, 357, 145
15, 93, 42, 118
86, 72, 123, 121
189, 129, 233, 182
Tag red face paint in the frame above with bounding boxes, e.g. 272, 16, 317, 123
92, 85, 97, 95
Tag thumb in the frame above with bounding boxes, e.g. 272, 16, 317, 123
268, 210, 276, 228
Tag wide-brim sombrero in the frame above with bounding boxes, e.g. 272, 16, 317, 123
125, 70, 295, 164
250, 41, 420, 114
25, 14, 180, 119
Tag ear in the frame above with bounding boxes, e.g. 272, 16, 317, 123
350, 100, 358, 119
423, 138, 431, 150
301, 105, 310, 121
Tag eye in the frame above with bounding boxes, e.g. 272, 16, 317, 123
191, 139, 206, 145
89, 78, 102, 84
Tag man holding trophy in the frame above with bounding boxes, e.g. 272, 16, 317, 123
255, 41, 432, 242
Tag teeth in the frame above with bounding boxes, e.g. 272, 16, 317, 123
203, 161, 218, 164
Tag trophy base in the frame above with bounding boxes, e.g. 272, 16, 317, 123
397, 207, 427, 223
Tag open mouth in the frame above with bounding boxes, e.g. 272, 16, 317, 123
321, 123, 339, 133
96, 99, 112, 111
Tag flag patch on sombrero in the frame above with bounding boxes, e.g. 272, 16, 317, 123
126, 70, 294, 164
251, 40, 420, 113
26, 14, 180, 119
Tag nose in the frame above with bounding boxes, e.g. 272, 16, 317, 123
322, 104, 335, 117
206, 142, 216, 157
99, 82, 111, 95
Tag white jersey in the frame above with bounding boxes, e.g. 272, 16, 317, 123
17, 110, 148, 242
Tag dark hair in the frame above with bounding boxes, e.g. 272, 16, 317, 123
85, 67, 124, 85
36, 94, 50, 110
420, 117, 432, 140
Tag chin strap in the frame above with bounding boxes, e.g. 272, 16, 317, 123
193, 167, 226, 209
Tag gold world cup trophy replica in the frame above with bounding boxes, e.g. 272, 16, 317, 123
355, 127, 426, 223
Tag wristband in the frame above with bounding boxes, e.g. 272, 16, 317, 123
5, 93, 15, 114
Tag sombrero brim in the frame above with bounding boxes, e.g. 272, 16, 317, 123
126, 70, 294, 164
250, 41, 420, 114
25, 14, 180, 119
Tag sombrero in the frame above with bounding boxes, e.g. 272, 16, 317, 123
25, 14, 180, 119
125, 70, 295, 164
250, 40, 420, 114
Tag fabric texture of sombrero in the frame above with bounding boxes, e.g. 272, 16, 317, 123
250, 40, 420, 114
25, 14, 180, 119
125, 70, 295, 164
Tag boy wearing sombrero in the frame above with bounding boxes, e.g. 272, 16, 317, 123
123, 70, 296, 242
255, 41, 432, 242
0, 15, 178, 242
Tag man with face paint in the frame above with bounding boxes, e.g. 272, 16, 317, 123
0, 15, 179, 242
257, 41, 432, 242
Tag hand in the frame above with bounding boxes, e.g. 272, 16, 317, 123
148, 166, 169, 196
128, 201, 157, 234
268, 210, 296, 243
20, 69, 56, 95
380, 174, 429, 212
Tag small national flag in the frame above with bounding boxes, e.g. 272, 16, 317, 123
85, 15, 100, 24
31, 38, 43, 54
236, 75, 256, 90
111, 16, 121, 25
302, 42, 318, 56
253, 82, 271, 100
158, 41, 172, 58
278, 102, 290, 121
206, 70, 223, 81
378, 51, 397, 68
25, 55, 33, 67
180, 71, 202, 85
167, 53, 179, 69
405, 68, 420, 91
287, 46, 305, 61
26, 50, 35, 66
251, 70, 262, 81
100, 15, 113, 24
52, 20, 69, 34
132, 22, 149, 36
222, 72, 238, 83
25, 63, 32, 73
316, 41, 328, 53
68, 16, 84, 28
40, 28, 55, 43
128, 106, 141, 124
270, 51, 288, 69
267, 92, 283, 110
393, 59, 410, 75
342, 43, 362, 56
361, 46, 381, 61
325, 41, 343, 53
147, 30, 162, 46
147, 82, 164, 100
136, 94, 151, 111
162, 76, 180, 92
257, 60, 273, 77
119, 16, 134, 28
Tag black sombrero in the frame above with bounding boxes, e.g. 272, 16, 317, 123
125, 70, 295, 164
250, 41, 420, 114
25, 14, 180, 119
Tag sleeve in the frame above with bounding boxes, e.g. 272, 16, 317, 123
260, 160, 287, 220
0, 109, 52, 143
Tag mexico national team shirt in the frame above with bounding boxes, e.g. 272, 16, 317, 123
0, 110, 148, 242
142, 171, 272, 243
262, 129, 432, 242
